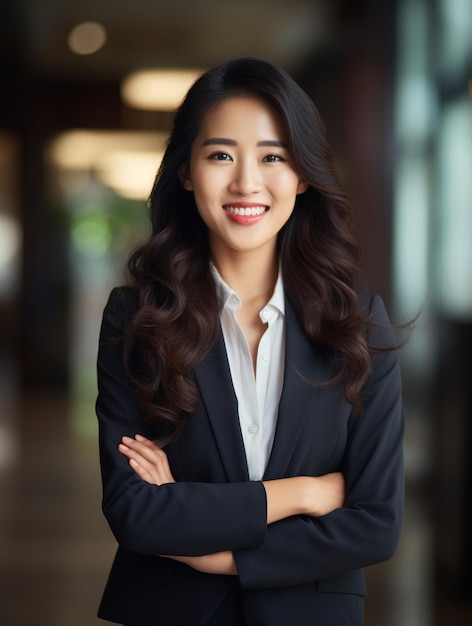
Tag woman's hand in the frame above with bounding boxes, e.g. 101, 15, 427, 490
303, 472, 345, 517
118, 434, 175, 485
118, 435, 343, 572
118, 436, 236, 575
165, 473, 345, 576
161, 551, 237, 576
263, 473, 345, 524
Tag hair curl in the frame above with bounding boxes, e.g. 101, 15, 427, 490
125, 57, 374, 443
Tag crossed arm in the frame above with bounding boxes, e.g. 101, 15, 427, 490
118, 434, 345, 576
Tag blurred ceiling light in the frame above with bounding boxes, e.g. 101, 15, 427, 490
49, 131, 106, 169
68, 22, 107, 56
49, 130, 166, 169
97, 150, 164, 200
48, 131, 168, 200
121, 69, 203, 111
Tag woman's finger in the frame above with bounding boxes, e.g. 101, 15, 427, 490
119, 436, 175, 484
128, 457, 157, 483
118, 442, 157, 473
121, 435, 166, 464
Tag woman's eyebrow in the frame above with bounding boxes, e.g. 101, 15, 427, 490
201, 138, 287, 148
201, 137, 236, 147
258, 140, 287, 148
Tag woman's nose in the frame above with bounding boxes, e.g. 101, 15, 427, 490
228, 159, 262, 195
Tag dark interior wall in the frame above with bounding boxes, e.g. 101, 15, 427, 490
296, 0, 397, 308
16, 81, 123, 389
433, 318, 472, 607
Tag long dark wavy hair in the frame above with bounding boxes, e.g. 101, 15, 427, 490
125, 57, 374, 443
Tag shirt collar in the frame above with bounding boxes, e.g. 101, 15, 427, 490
210, 263, 285, 316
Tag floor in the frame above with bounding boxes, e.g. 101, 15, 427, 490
0, 390, 115, 626
1, 384, 472, 626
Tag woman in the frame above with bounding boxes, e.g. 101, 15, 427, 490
96, 57, 404, 626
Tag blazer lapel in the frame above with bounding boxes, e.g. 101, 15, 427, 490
264, 300, 327, 480
194, 332, 250, 482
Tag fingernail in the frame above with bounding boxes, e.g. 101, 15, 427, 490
135, 434, 145, 441
122, 436, 133, 444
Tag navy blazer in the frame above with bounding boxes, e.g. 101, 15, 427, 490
96, 287, 404, 625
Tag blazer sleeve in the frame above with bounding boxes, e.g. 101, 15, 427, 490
96, 287, 267, 556
234, 294, 405, 588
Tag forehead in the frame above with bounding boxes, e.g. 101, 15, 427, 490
197, 96, 285, 139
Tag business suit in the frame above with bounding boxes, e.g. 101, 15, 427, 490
96, 287, 404, 625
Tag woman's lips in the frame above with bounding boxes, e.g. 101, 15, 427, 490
223, 203, 269, 224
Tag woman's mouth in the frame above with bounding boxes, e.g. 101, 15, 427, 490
223, 205, 268, 217
222, 204, 269, 225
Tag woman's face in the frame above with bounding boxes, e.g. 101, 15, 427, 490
183, 96, 307, 262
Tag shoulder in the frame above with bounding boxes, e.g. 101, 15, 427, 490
358, 293, 390, 322
102, 286, 138, 332
358, 293, 398, 349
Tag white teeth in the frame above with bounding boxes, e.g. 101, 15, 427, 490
224, 206, 267, 216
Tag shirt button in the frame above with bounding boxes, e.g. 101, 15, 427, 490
248, 424, 258, 434
261, 353, 269, 361
261, 309, 270, 322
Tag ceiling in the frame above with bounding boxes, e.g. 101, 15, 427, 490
4, 0, 341, 81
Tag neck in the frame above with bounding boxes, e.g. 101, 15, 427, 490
212, 248, 279, 305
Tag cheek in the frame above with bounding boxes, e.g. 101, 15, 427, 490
191, 169, 216, 196
192, 187, 213, 217
192, 190, 218, 227
192, 172, 229, 210
275, 172, 304, 199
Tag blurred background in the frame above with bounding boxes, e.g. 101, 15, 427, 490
0, 0, 471, 624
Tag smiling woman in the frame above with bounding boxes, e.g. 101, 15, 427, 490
182, 96, 307, 260
96, 57, 404, 626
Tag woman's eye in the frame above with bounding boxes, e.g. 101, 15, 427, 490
209, 152, 232, 161
263, 154, 284, 163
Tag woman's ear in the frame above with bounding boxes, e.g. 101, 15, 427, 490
297, 180, 309, 195
179, 166, 193, 191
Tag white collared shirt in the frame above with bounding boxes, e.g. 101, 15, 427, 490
211, 266, 286, 480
